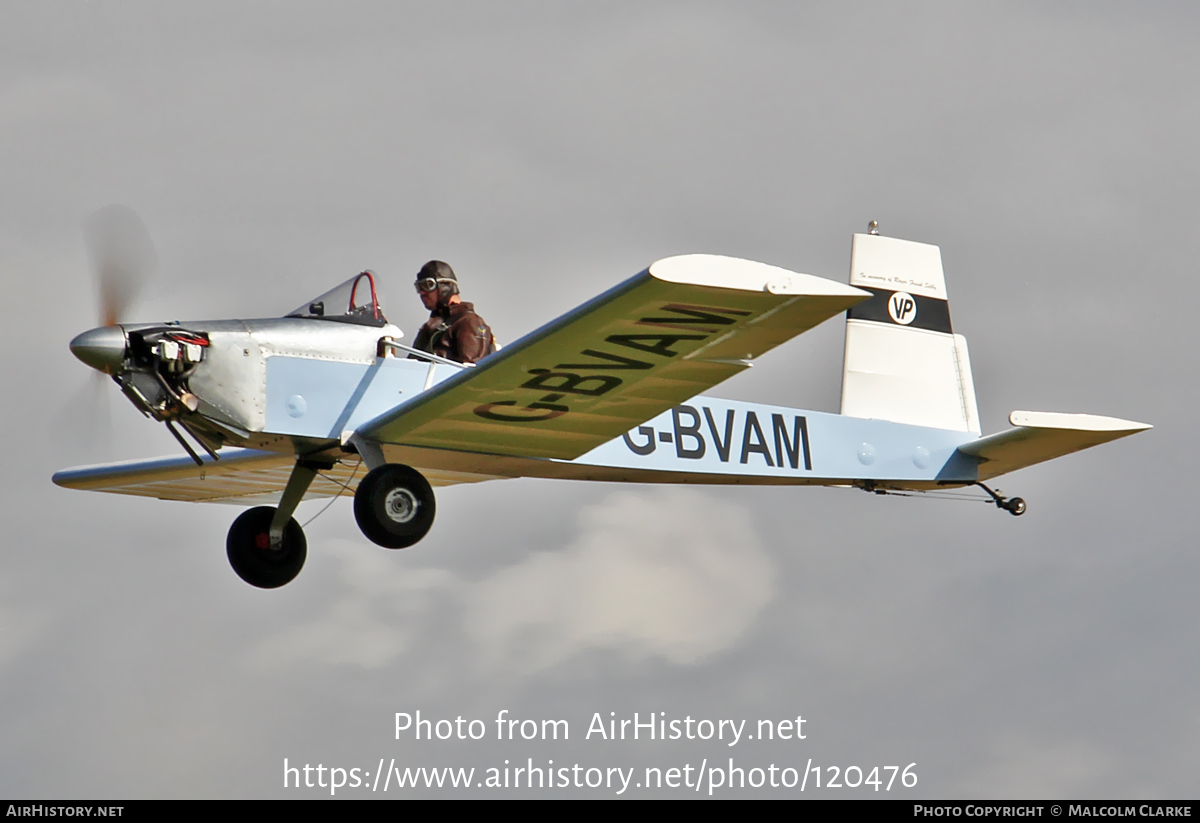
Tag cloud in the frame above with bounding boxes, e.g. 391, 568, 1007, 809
252, 489, 774, 677
249, 538, 457, 670
463, 488, 775, 672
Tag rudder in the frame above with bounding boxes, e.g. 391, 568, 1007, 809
839, 231, 980, 434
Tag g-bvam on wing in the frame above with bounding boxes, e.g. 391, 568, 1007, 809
54, 230, 1151, 588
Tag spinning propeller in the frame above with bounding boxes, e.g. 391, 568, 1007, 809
88, 204, 157, 329
69, 205, 157, 373
62, 206, 158, 460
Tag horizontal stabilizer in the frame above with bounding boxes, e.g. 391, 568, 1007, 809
957, 411, 1152, 481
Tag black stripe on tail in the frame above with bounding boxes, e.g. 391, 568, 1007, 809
846, 288, 953, 334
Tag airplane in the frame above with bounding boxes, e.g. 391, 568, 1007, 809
54, 211, 1151, 589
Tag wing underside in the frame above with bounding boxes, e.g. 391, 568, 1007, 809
51, 449, 499, 505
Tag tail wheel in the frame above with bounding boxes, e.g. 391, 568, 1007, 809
226, 506, 307, 588
1006, 497, 1027, 516
354, 464, 436, 549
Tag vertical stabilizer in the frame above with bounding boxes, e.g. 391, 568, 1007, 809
840, 232, 980, 434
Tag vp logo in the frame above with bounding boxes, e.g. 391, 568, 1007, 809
888, 292, 917, 325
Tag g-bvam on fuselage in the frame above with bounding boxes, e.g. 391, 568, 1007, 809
55, 230, 1151, 588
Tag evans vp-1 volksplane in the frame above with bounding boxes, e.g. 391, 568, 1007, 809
56, 213, 1150, 588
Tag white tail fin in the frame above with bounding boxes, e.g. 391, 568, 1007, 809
839, 232, 981, 434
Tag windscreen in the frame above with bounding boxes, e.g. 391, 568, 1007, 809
286, 271, 387, 326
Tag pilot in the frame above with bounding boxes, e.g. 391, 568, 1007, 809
411, 260, 496, 364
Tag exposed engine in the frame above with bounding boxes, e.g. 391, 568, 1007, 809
115, 327, 211, 421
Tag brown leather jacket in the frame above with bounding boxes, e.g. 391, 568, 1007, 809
411, 301, 496, 364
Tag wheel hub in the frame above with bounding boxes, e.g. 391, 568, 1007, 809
384, 487, 419, 523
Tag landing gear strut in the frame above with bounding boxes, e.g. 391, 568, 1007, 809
975, 482, 1026, 516
354, 464, 437, 548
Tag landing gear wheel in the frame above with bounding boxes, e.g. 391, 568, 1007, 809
1005, 497, 1027, 516
226, 506, 307, 588
354, 464, 436, 549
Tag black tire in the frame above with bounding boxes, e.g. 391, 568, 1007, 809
226, 506, 307, 588
354, 464, 436, 549
1007, 497, 1027, 516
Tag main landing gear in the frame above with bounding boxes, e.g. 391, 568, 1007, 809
226, 506, 307, 588
353, 464, 437, 549
976, 482, 1026, 516
225, 459, 324, 588
224, 458, 438, 587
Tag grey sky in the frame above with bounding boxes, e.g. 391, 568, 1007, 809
1, 2, 1194, 797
